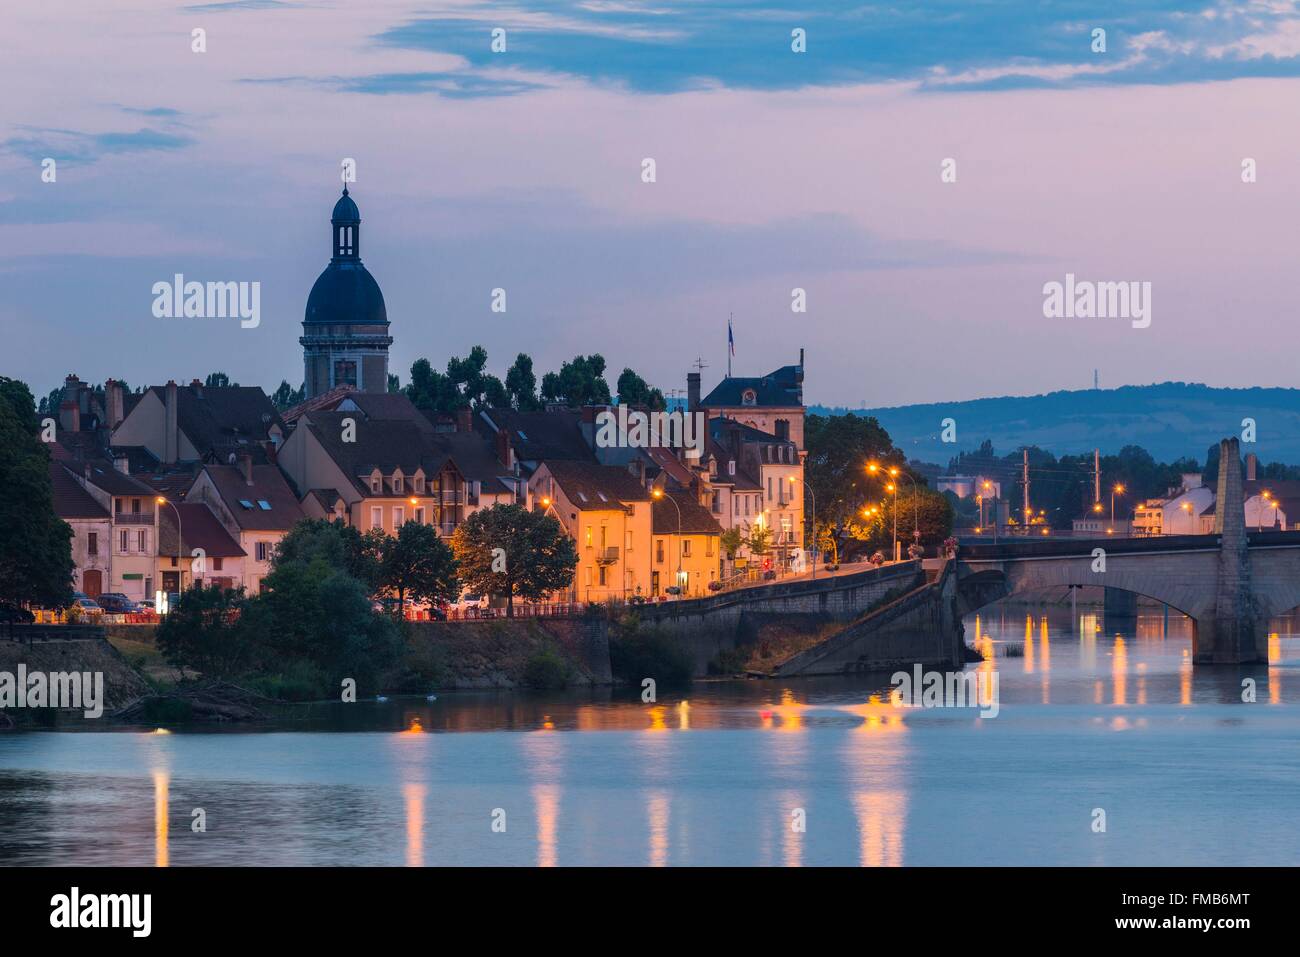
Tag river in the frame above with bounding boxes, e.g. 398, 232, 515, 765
1, 605, 1298, 866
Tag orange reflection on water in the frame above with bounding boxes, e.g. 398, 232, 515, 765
1180, 648, 1192, 705
534, 785, 559, 867
1040, 616, 1051, 703
404, 783, 425, 867
152, 770, 168, 868
1112, 636, 1128, 705
648, 791, 670, 867
1269, 632, 1282, 704
1024, 615, 1035, 673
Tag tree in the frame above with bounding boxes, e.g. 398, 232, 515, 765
155, 585, 251, 678
270, 380, 305, 411
0, 377, 74, 611
450, 504, 577, 616
747, 526, 772, 556
405, 357, 460, 413
719, 527, 744, 559
387, 373, 401, 393
616, 368, 666, 410
272, 519, 381, 593
205, 372, 237, 388
505, 353, 541, 410
805, 412, 900, 561
540, 354, 611, 407
373, 522, 459, 614
244, 561, 402, 693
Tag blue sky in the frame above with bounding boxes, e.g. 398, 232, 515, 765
3, 1, 1300, 408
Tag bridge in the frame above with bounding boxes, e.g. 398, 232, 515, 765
956, 437, 1289, 664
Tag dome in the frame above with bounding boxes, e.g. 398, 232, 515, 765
332, 186, 360, 223
304, 261, 387, 326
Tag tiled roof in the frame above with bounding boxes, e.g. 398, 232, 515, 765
545, 460, 649, 510
652, 489, 723, 535
159, 503, 246, 558
480, 408, 593, 464
701, 364, 803, 408
281, 384, 358, 424
202, 464, 306, 531
49, 464, 110, 520
76, 458, 159, 496
145, 384, 284, 457
305, 411, 456, 496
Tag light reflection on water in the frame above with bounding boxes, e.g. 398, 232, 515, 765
1, 605, 1299, 866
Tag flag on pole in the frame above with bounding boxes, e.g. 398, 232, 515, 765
728, 316, 735, 356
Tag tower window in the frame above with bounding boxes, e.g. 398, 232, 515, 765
333, 360, 357, 388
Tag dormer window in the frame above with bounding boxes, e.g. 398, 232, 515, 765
741, 389, 757, 406
370, 475, 381, 494
728, 459, 736, 476
414, 476, 424, 493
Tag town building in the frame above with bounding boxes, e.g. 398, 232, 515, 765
157, 502, 246, 593
529, 460, 652, 603
651, 488, 721, 597
300, 187, 393, 398
185, 455, 306, 593
696, 352, 806, 450
49, 463, 112, 598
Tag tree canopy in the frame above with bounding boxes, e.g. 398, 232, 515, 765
0, 377, 74, 610
450, 504, 577, 616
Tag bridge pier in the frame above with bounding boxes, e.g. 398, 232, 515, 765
1194, 438, 1268, 664
1102, 588, 1138, 629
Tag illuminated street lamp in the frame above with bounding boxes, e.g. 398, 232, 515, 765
1111, 483, 1125, 525
889, 466, 920, 546
156, 496, 182, 611
651, 486, 683, 597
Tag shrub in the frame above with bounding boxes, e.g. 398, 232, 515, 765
609, 622, 693, 688
708, 646, 751, 676
522, 647, 571, 690
243, 660, 331, 702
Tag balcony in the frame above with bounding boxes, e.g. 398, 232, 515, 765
595, 546, 619, 565
114, 512, 154, 525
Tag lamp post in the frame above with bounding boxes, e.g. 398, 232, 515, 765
982, 480, 998, 544
865, 461, 899, 561
789, 476, 816, 579
1110, 483, 1125, 527
1259, 491, 1272, 532
651, 486, 683, 598
156, 496, 182, 610
889, 466, 920, 548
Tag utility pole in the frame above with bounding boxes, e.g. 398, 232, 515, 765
1022, 449, 1031, 536
1094, 449, 1101, 508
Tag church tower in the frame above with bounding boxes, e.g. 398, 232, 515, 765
300, 186, 393, 397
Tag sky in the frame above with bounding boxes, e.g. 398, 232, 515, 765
4, 0, 1300, 408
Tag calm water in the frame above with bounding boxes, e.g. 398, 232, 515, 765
2, 604, 1299, 866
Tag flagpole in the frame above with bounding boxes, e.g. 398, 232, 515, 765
727, 312, 733, 377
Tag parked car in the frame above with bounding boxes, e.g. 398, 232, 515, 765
69, 598, 103, 617
96, 593, 142, 613
0, 603, 35, 624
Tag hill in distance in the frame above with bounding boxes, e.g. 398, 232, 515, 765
812, 382, 1300, 467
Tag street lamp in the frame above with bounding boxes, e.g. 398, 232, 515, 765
156, 496, 182, 610
789, 476, 816, 579
889, 466, 920, 549
885, 481, 898, 561
651, 486, 683, 597
982, 480, 998, 544
1110, 483, 1125, 526
1259, 490, 1273, 531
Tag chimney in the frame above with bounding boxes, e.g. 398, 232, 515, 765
237, 450, 254, 486
59, 397, 80, 433
1246, 453, 1258, 482
114, 452, 129, 475
457, 406, 473, 433
104, 378, 124, 429
687, 371, 701, 411
494, 426, 512, 469
191, 378, 203, 399
164, 380, 179, 465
